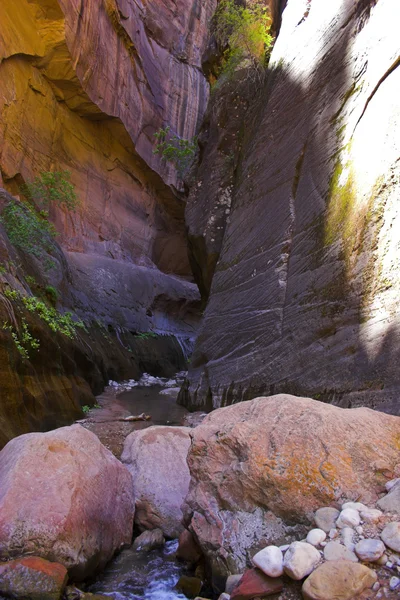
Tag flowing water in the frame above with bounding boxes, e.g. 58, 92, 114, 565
83, 373, 195, 599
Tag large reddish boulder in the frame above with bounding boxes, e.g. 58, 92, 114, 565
0, 425, 134, 580
230, 568, 283, 600
183, 395, 400, 578
0, 556, 68, 600
122, 426, 191, 538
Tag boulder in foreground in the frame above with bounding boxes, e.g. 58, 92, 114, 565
0, 425, 134, 579
183, 394, 400, 578
0, 556, 68, 600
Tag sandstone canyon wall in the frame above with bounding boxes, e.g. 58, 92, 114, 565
182, 0, 400, 414
0, 0, 217, 444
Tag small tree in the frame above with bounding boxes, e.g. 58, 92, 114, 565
153, 126, 197, 176
22, 170, 78, 211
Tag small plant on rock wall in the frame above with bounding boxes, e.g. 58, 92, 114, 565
1, 201, 56, 260
213, 0, 273, 85
153, 127, 198, 176
22, 170, 79, 212
2, 319, 40, 359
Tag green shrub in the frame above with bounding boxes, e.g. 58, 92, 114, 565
213, 0, 273, 79
45, 285, 58, 305
22, 170, 78, 211
153, 127, 197, 176
3, 319, 40, 359
22, 295, 85, 338
82, 405, 90, 414
25, 275, 37, 287
135, 331, 159, 340
1, 201, 56, 260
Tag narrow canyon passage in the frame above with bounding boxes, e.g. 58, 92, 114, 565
0, 0, 400, 599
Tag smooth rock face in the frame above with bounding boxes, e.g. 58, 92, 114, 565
0, 557, 68, 600
230, 569, 283, 600
183, 394, 400, 577
0, 425, 134, 580
283, 542, 321, 580
381, 522, 400, 552
323, 541, 358, 563
302, 560, 377, 600
314, 508, 340, 533
121, 426, 191, 538
182, 0, 400, 415
355, 539, 385, 562
252, 546, 284, 577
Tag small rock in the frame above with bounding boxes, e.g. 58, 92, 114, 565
302, 560, 377, 600
341, 527, 355, 551
356, 526, 364, 535
133, 529, 165, 552
342, 502, 369, 512
218, 595, 231, 600
324, 541, 358, 562
225, 575, 243, 595
377, 554, 388, 565
355, 539, 385, 562
315, 508, 340, 532
176, 529, 203, 564
175, 576, 202, 598
389, 576, 400, 590
329, 528, 339, 539
283, 541, 321, 580
386, 479, 400, 492
372, 581, 381, 592
0, 557, 68, 600
252, 546, 283, 577
230, 569, 283, 600
386, 561, 394, 568
306, 529, 327, 546
381, 522, 400, 552
360, 508, 383, 522
336, 508, 360, 528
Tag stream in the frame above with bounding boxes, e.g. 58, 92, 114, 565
81, 373, 197, 600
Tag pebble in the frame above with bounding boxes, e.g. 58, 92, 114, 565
377, 554, 388, 565
356, 526, 364, 535
324, 541, 358, 562
381, 522, 400, 552
372, 581, 381, 592
315, 507, 340, 532
306, 529, 327, 546
355, 539, 385, 562
218, 595, 231, 600
336, 508, 360, 528
360, 508, 382, 522
252, 546, 283, 578
342, 502, 369, 512
389, 576, 400, 590
329, 528, 339, 539
283, 541, 321, 580
341, 527, 355, 551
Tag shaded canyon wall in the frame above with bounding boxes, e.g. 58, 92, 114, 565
182, 0, 400, 414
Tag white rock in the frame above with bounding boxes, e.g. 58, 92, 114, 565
360, 508, 382, 522
356, 526, 364, 535
381, 522, 400, 553
329, 528, 339, 539
324, 541, 358, 562
389, 576, 400, 590
386, 479, 400, 492
218, 594, 231, 600
372, 581, 381, 592
342, 502, 369, 512
341, 527, 355, 551
355, 539, 386, 562
336, 508, 360, 528
306, 529, 326, 547
283, 541, 321, 580
252, 545, 283, 577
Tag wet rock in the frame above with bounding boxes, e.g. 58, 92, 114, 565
176, 529, 203, 564
283, 542, 321, 580
0, 556, 68, 600
315, 508, 340, 533
302, 560, 377, 600
133, 529, 165, 552
355, 539, 385, 562
122, 426, 191, 538
251, 546, 284, 577
323, 541, 358, 562
381, 522, 400, 552
184, 395, 395, 577
229, 569, 283, 600
306, 529, 327, 547
175, 575, 202, 598
0, 425, 134, 580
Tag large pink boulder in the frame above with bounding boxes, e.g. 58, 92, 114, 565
183, 395, 400, 579
0, 425, 134, 579
122, 426, 191, 538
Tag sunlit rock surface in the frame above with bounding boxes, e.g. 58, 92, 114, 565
182, 0, 400, 413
